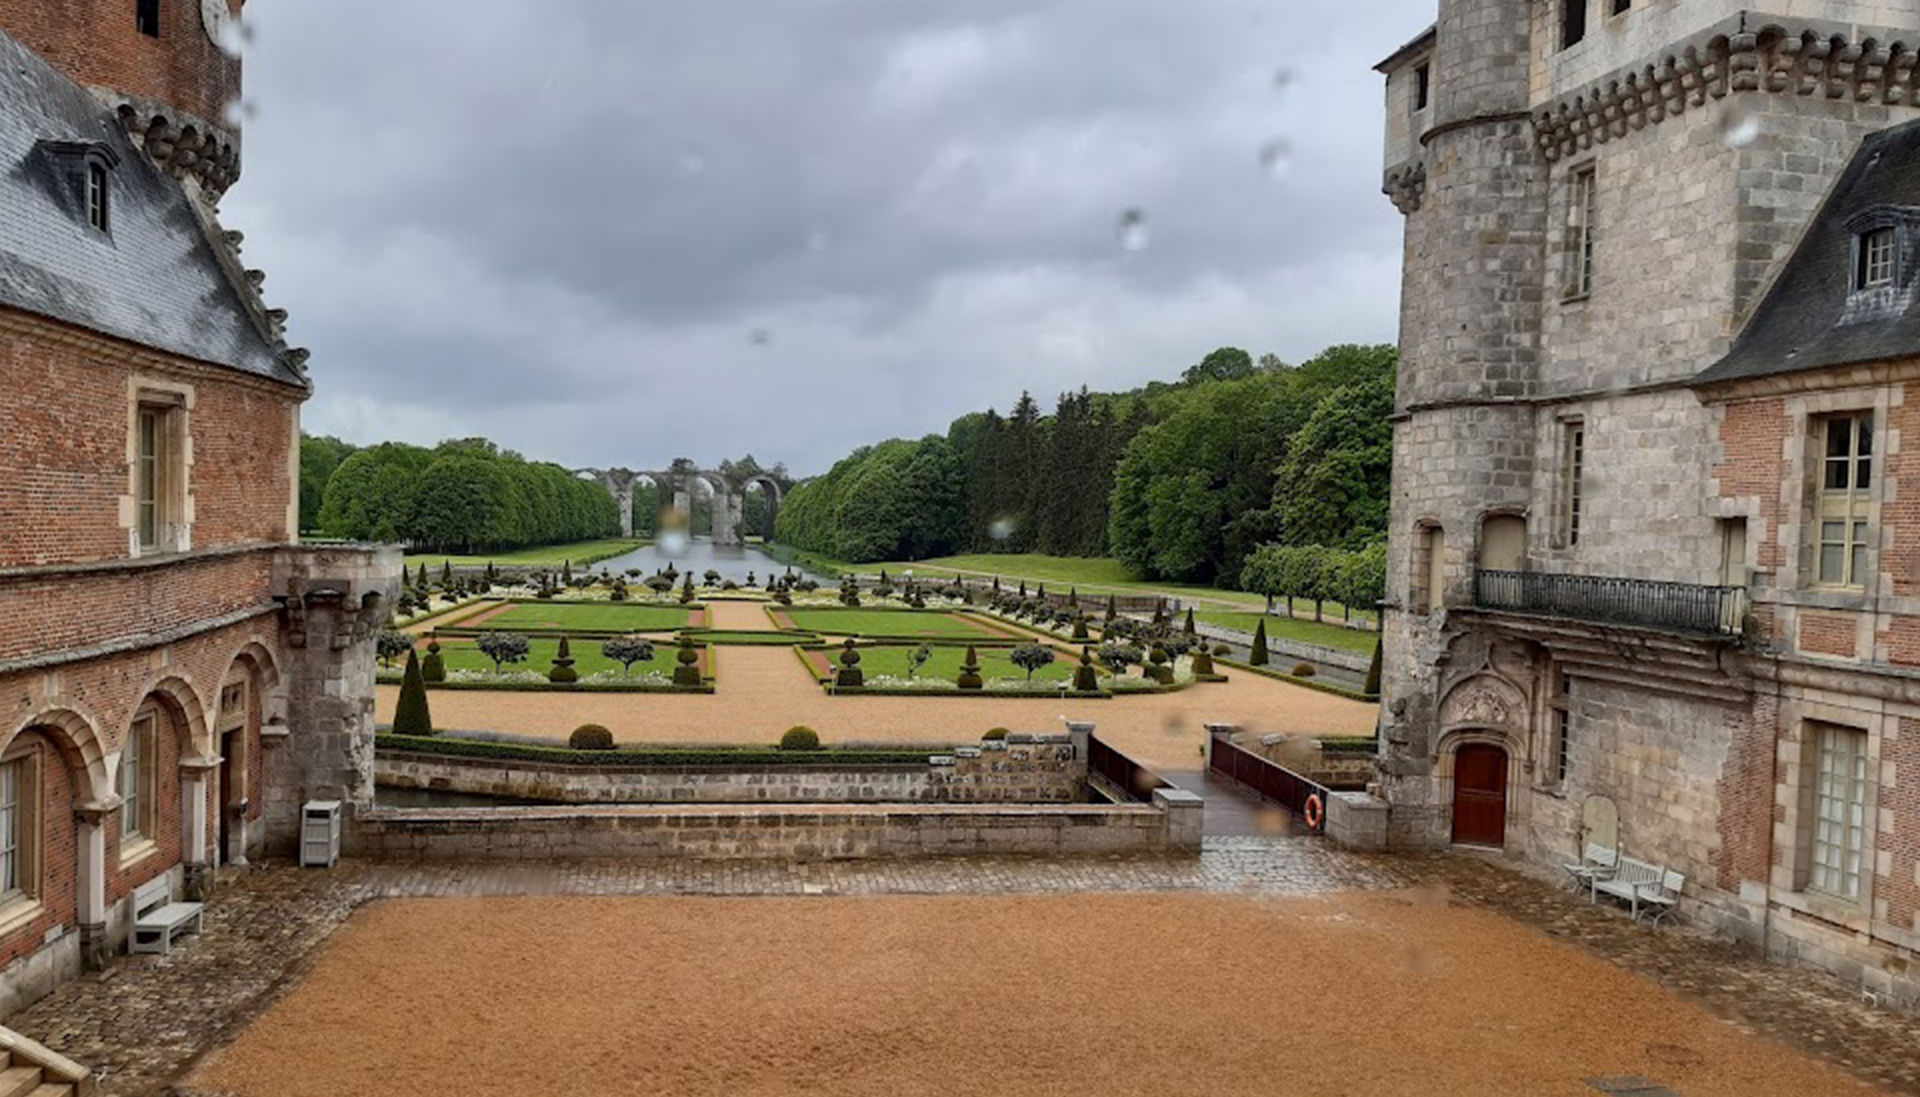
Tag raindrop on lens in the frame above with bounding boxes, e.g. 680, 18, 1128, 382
658, 529, 689, 555
1272, 68, 1296, 93
987, 517, 1017, 542
1716, 104, 1761, 148
805, 229, 832, 253
748, 328, 772, 347
222, 97, 257, 129
1114, 208, 1149, 252
677, 148, 707, 177
1257, 138, 1292, 179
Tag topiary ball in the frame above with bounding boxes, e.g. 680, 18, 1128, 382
1292, 662, 1317, 678
568, 724, 615, 750
983, 728, 1010, 740
780, 726, 822, 751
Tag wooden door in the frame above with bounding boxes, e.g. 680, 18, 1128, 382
1452, 744, 1508, 847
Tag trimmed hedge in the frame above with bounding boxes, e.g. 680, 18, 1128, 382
1215, 657, 1379, 702
1318, 736, 1379, 754
375, 733, 941, 767
376, 674, 714, 694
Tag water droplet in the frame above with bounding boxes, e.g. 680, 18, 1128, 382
1272, 68, 1296, 93
657, 529, 689, 555
805, 229, 832, 253
1114, 208, 1149, 252
676, 148, 707, 177
1716, 104, 1761, 148
212, 13, 255, 59
748, 328, 772, 347
987, 517, 1017, 542
221, 97, 257, 129
1257, 138, 1292, 178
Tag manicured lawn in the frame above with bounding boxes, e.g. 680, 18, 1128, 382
823, 644, 1088, 683
481, 603, 689, 632
779, 608, 998, 639
408, 637, 675, 678
401, 539, 647, 569
829, 551, 1375, 621
1193, 611, 1379, 654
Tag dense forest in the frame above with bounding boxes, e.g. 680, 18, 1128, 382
300, 436, 619, 553
775, 344, 1395, 588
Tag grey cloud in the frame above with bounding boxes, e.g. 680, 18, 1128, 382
224, 0, 1428, 474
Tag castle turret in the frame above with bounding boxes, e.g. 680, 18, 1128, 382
0, 0, 246, 197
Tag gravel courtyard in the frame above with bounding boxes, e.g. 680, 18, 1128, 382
190, 890, 1884, 1097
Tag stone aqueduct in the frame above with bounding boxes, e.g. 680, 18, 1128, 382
576, 466, 783, 548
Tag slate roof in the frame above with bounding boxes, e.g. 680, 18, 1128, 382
0, 29, 304, 389
1696, 117, 1920, 387
1375, 24, 1437, 73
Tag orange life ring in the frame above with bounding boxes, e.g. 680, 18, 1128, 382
1303, 793, 1324, 830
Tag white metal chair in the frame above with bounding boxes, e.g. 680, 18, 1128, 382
1562, 843, 1617, 893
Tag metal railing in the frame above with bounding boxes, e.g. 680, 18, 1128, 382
1207, 736, 1329, 834
1473, 568, 1747, 636
1087, 734, 1173, 803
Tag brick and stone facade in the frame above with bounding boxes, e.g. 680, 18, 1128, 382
0, 11, 397, 1017
1375, 2, 1920, 1008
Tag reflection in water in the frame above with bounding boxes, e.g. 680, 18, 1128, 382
590, 538, 823, 583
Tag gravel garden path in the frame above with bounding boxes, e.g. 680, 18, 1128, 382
377, 639, 1375, 771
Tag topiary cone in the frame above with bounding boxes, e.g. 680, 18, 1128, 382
836, 638, 865, 688
1073, 647, 1099, 692
392, 649, 434, 737
549, 635, 579, 683
673, 636, 702, 686
421, 638, 446, 683
956, 645, 984, 690
1250, 619, 1270, 666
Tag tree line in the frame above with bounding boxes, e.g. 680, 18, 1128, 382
775, 343, 1395, 589
303, 436, 619, 553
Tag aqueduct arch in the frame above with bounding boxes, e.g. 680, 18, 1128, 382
574, 464, 785, 547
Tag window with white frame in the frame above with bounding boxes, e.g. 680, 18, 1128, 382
133, 395, 187, 555
1858, 227, 1896, 290
0, 759, 23, 899
121, 711, 158, 843
1551, 670, 1573, 784
1814, 413, 1873, 587
1568, 166, 1597, 298
1560, 421, 1585, 546
1809, 722, 1868, 900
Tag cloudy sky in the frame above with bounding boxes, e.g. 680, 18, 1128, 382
225, 1, 1429, 476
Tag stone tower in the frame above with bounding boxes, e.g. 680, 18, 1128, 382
1374, 0, 1920, 848
0, 0, 245, 197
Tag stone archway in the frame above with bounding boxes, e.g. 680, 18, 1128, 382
1434, 673, 1530, 850
581, 462, 773, 548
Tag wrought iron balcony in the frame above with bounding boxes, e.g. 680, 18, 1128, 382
1472, 568, 1747, 637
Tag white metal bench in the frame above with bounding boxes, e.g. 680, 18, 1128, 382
1592, 856, 1683, 923
1562, 843, 1617, 892
129, 875, 203, 955
1631, 869, 1686, 926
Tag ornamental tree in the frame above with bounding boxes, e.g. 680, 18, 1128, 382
392, 649, 434, 737
375, 628, 413, 668
1009, 644, 1056, 682
476, 632, 531, 674
602, 635, 656, 676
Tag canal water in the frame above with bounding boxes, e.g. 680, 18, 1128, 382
591, 537, 822, 583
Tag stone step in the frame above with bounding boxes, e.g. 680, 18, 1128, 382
0, 1066, 42, 1097
23, 1086, 70, 1097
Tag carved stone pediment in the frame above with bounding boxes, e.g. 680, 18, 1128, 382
1439, 674, 1525, 731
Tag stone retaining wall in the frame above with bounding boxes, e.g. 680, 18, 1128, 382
375, 731, 1088, 805
350, 793, 1202, 861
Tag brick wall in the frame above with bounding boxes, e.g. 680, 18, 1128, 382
1886, 719, 1920, 934
1798, 613, 1858, 659
0, 310, 298, 569
0, 734, 77, 973
0, 0, 243, 136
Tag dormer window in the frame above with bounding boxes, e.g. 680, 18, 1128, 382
1858, 227, 1895, 290
85, 162, 109, 232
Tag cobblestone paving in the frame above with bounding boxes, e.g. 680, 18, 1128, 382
8, 843, 1920, 1095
